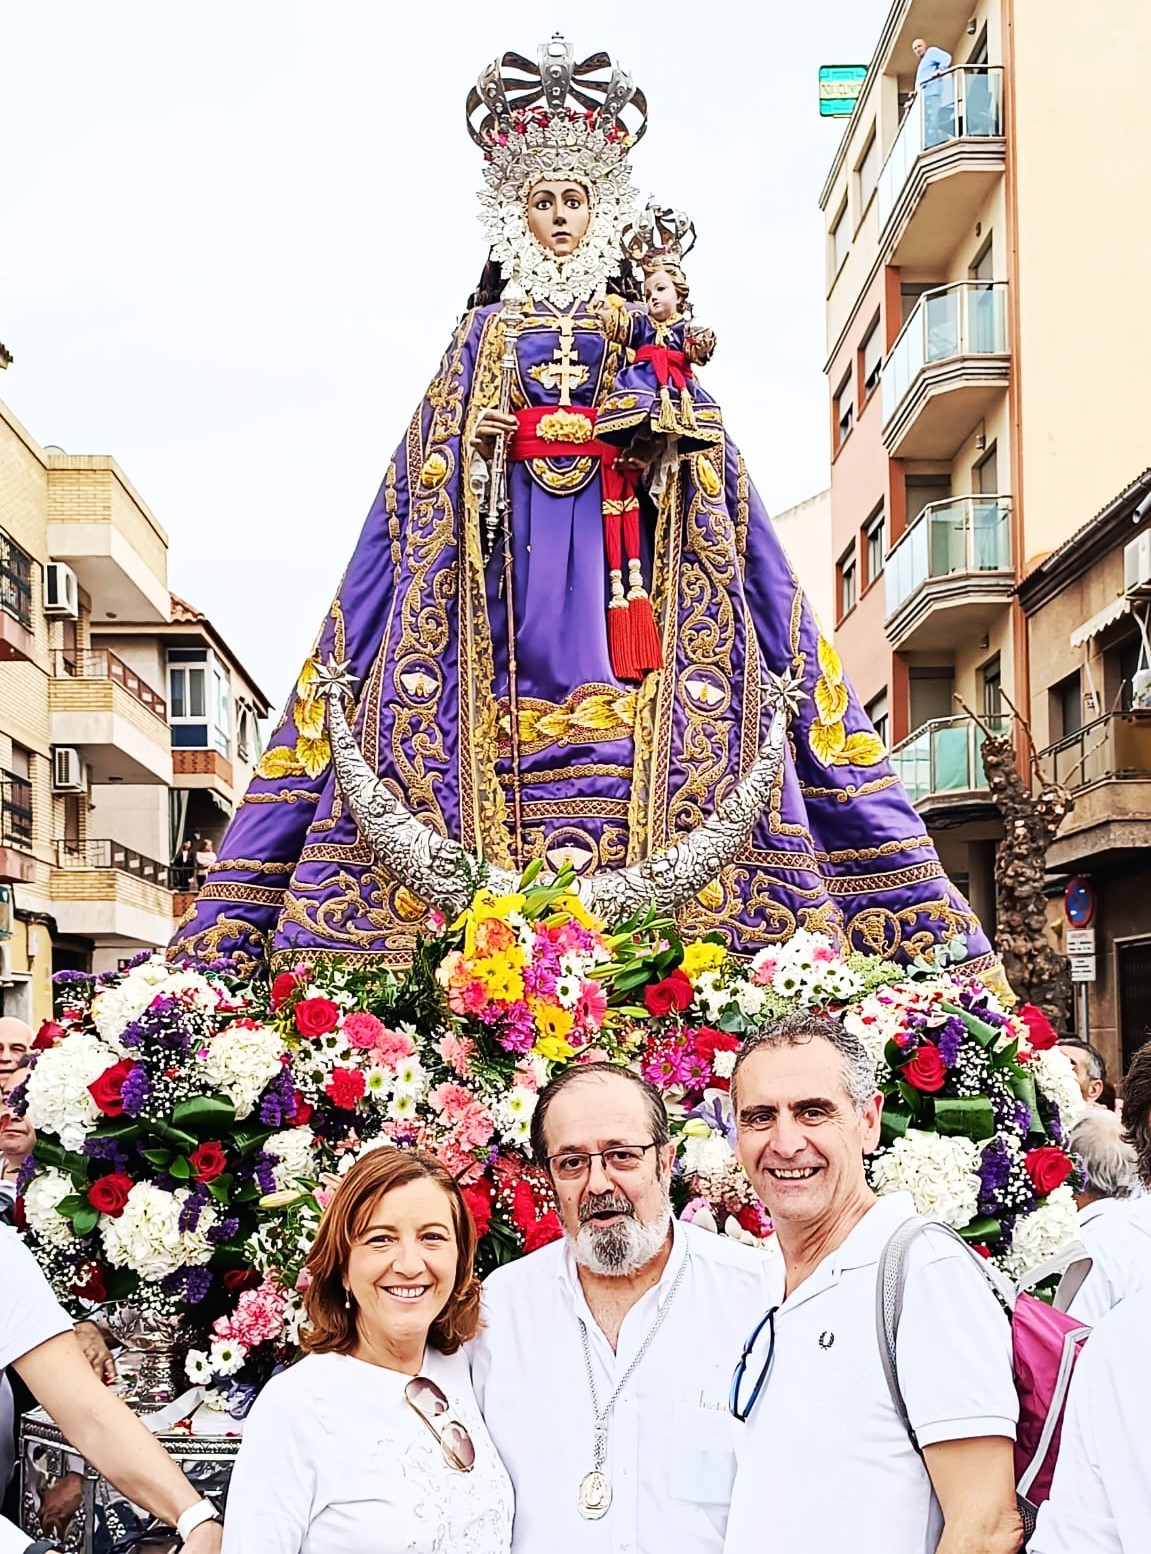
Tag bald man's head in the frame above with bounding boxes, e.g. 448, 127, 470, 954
0, 1016, 33, 1075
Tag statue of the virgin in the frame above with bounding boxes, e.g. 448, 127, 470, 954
171, 37, 994, 979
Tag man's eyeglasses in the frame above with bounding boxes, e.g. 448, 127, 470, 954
404, 1376, 476, 1472
546, 1142, 661, 1181
729, 1306, 777, 1423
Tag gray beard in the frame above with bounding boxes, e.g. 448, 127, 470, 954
571, 1197, 673, 1278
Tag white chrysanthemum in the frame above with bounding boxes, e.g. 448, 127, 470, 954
692, 970, 731, 1022
870, 1129, 982, 1229
1000, 1186, 1081, 1281
92, 957, 218, 1047
734, 982, 768, 1019
493, 1085, 537, 1145
554, 974, 582, 1009
22, 1031, 121, 1150
264, 1129, 317, 1192
199, 1024, 285, 1119
388, 1091, 419, 1123
681, 1132, 737, 1181
99, 1183, 216, 1282
392, 1057, 428, 1099
209, 1339, 245, 1377
712, 1048, 737, 1080
185, 1349, 213, 1384
23, 1168, 77, 1248
1029, 1048, 1087, 1130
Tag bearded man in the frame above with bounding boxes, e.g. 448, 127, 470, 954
470, 1065, 771, 1553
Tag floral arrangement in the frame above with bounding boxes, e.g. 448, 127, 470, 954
11, 903, 1085, 1406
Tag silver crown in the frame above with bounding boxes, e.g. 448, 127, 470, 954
623, 201, 697, 273
466, 33, 648, 148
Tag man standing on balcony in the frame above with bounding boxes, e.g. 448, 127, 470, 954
913, 37, 954, 148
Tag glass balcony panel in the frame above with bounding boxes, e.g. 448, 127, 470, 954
882, 282, 1008, 431
877, 68, 1005, 229
890, 716, 1003, 804
885, 497, 1011, 618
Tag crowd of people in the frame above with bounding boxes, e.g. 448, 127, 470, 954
2, 1008, 1151, 1553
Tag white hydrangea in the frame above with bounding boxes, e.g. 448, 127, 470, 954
870, 1129, 982, 1229
92, 956, 218, 1047
199, 1024, 285, 1119
100, 1183, 216, 1281
734, 981, 769, 1020
22, 1031, 121, 1150
22, 1168, 77, 1248
681, 1131, 738, 1182
711, 1048, 737, 1080
1029, 1048, 1087, 1131
264, 1129, 317, 1191
1000, 1185, 1081, 1281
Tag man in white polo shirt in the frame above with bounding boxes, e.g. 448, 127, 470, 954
724, 1012, 1022, 1554
470, 1065, 772, 1554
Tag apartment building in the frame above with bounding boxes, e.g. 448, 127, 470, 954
0, 385, 269, 1023
1019, 469, 1151, 1073
820, 0, 1151, 940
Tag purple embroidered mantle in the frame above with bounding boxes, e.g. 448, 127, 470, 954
170, 300, 992, 974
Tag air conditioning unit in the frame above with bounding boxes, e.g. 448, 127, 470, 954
44, 561, 80, 617
1124, 532, 1151, 591
52, 746, 85, 792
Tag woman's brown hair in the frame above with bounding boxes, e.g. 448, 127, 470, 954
301, 1146, 481, 1356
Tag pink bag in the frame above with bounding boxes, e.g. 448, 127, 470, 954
877, 1217, 1091, 1541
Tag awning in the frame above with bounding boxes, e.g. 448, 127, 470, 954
208, 790, 234, 817
1070, 595, 1132, 648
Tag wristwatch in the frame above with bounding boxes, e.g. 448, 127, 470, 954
176, 1498, 221, 1542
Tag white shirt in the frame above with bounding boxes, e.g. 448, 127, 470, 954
221, 1347, 512, 1554
1032, 1286, 1151, 1553
724, 1193, 1017, 1554
0, 1226, 74, 1554
470, 1219, 772, 1554
1066, 1194, 1151, 1325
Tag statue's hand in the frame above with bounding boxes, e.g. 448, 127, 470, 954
470, 408, 518, 460
615, 434, 664, 474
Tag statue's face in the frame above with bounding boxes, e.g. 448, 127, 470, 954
644, 269, 679, 323
525, 180, 591, 257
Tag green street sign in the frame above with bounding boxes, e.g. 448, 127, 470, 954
819, 65, 868, 118
0, 884, 11, 939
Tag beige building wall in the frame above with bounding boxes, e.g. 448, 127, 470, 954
772, 490, 834, 629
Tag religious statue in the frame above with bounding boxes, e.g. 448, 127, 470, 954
171, 36, 993, 979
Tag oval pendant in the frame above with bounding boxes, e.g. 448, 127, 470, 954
578, 1469, 612, 1520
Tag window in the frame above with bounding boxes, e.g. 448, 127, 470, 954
168, 648, 231, 755
830, 200, 849, 276
909, 668, 955, 734
975, 442, 999, 495
865, 505, 886, 585
834, 372, 854, 449
860, 317, 883, 398
866, 691, 889, 750
856, 130, 880, 213
0, 529, 34, 628
837, 546, 858, 620
1052, 671, 1083, 739
2, 744, 33, 850
170, 663, 206, 721
981, 655, 1002, 723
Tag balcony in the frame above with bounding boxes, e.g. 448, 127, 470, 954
877, 68, 1006, 269
49, 649, 172, 785
1041, 712, 1151, 870
51, 838, 175, 951
884, 495, 1015, 650
0, 773, 36, 885
882, 282, 1010, 459
173, 747, 235, 798
0, 529, 37, 664
890, 716, 1003, 820
45, 457, 169, 622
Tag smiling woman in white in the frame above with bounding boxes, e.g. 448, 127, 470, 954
221, 1148, 512, 1554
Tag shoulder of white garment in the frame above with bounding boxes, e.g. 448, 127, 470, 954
680, 1220, 776, 1275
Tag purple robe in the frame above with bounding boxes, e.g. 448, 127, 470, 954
171, 300, 992, 975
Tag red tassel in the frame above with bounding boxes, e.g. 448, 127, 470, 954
608, 601, 638, 680
627, 596, 663, 673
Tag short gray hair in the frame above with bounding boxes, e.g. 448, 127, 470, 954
1070, 1107, 1138, 1198
1057, 1037, 1106, 1083
731, 1012, 877, 1114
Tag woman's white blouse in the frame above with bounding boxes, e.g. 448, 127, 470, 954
220, 1347, 513, 1554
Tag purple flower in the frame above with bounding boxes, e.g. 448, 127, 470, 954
251, 1152, 277, 1195
120, 1065, 151, 1117
84, 1135, 130, 1172
935, 1015, 965, 1068
161, 1266, 213, 1304
207, 1217, 240, 1245
978, 1137, 1012, 1215
179, 1187, 209, 1233
258, 1067, 297, 1127
16, 1154, 37, 1194
53, 968, 95, 986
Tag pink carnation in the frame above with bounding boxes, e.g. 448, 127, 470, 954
751, 959, 778, 987
449, 979, 489, 1017
375, 1026, 417, 1068
343, 1011, 385, 1050
436, 1033, 475, 1078
812, 944, 836, 964
213, 1278, 286, 1348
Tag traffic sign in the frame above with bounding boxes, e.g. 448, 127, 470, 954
819, 65, 868, 118
1069, 955, 1097, 983
1064, 877, 1095, 927
1065, 928, 1096, 956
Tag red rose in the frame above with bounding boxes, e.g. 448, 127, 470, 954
270, 972, 300, 1010
523, 1211, 563, 1254
1018, 1004, 1059, 1051
644, 969, 695, 1019
223, 1268, 262, 1292
294, 997, 340, 1038
86, 1172, 133, 1217
902, 1041, 947, 1093
190, 1141, 227, 1182
292, 1094, 313, 1127
1025, 1146, 1074, 1196
462, 1179, 494, 1239
87, 1059, 137, 1117
34, 1019, 64, 1050
74, 1263, 107, 1302
735, 1203, 764, 1238
324, 1067, 366, 1109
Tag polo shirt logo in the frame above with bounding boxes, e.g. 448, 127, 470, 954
818, 1330, 835, 1350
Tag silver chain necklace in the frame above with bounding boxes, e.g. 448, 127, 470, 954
575, 1251, 688, 1520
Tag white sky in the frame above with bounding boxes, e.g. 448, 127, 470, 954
1, 0, 887, 705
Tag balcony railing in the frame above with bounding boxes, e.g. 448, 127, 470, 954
890, 716, 1005, 807
54, 838, 173, 889
882, 281, 1008, 427
877, 66, 1005, 229
0, 530, 34, 629
1041, 712, 1151, 790
885, 495, 1013, 618
1, 772, 33, 849
52, 649, 168, 719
